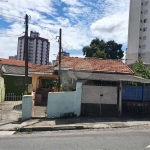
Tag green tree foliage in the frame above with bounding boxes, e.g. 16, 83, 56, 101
82, 38, 124, 59
131, 60, 150, 79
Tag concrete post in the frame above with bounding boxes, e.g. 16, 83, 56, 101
119, 81, 122, 117
22, 95, 33, 121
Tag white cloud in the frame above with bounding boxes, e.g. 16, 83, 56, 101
0, 0, 130, 62
90, 0, 129, 44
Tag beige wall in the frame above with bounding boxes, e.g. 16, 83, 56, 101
32, 74, 58, 91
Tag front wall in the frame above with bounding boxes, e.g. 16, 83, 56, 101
47, 82, 82, 118
3, 75, 32, 95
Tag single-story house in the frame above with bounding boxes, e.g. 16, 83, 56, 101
54, 56, 150, 117
0, 58, 32, 96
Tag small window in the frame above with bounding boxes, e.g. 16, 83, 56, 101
142, 3, 143, 5
139, 37, 141, 39
143, 36, 146, 40
141, 11, 143, 14
14, 78, 23, 86
140, 28, 142, 31
139, 45, 141, 48
141, 20, 142, 23
143, 27, 147, 31
144, 19, 147, 23
142, 45, 146, 49
145, 1, 148, 6
144, 10, 148, 14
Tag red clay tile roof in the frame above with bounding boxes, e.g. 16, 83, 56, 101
58, 56, 134, 75
29, 64, 54, 73
0, 58, 32, 67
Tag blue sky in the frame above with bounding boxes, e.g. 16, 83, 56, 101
0, 0, 129, 61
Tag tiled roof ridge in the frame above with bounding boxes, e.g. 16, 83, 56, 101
61, 56, 125, 61
118, 60, 134, 74
0, 58, 32, 67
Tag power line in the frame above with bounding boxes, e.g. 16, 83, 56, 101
0, 14, 25, 23
0, 12, 24, 20
0, 32, 24, 37
62, 39, 83, 55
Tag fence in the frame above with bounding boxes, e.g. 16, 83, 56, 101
5, 93, 23, 101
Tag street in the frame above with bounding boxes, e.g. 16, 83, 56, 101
0, 128, 150, 150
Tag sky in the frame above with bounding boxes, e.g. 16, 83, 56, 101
0, 0, 130, 62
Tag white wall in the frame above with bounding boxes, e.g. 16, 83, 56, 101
22, 94, 33, 121
127, 0, 141, 64
47, 82, 82, 118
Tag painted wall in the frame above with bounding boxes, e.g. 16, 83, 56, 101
0, 77, 5, 103
3, 75, 32, 95
32, 74, 58, 92
22, 93, 33, 121
47, 82, 82, 118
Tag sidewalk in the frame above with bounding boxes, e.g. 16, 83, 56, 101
0, 117, 150, 132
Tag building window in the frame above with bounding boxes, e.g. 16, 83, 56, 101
14, 78, 23, 86
139, 37, 141, 39
143, 27, 147, 31
144, 10, 148, 14
142, 45, 146, 49
143, 36, 147, 40
139, 45, 141, 48
141, 11, 143, 14
145, 1, 148, 6
144, 19, 147, 23
142, 3, 143, 5
141, 20, 142, 23
140, 28, 142, 31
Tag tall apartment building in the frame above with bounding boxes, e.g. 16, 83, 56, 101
127, 0, 150, 65
17, 31, 50, 65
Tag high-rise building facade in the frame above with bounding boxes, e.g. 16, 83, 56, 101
127, 0, 150, 65
17, 31, 50, 65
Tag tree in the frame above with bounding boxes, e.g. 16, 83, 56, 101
131, 60, 150, 79
82, 38, 124, 59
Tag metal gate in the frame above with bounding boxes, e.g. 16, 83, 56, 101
0, 93, 23, 121
81, 85, 118, 116
122, 86, 150, 118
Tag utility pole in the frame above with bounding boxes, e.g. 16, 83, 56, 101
58, 28, 62, 91
24, 14, 28, 94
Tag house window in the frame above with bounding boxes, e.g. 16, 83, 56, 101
14, 78, 23, 85
142, 45, 146, 49
143, 36, 146, 40
144, 10, 148, 14
143, 27, 147, 31
144, 19, 147, 23
145, 1, 148, 6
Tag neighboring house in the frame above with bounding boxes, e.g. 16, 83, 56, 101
29, 64, 58, 105
55, 56, 150, 117
0, 58, 32, 95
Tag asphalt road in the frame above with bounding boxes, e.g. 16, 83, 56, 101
0, 128, 150, 150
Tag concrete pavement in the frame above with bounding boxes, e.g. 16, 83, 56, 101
0, 117, 150, 132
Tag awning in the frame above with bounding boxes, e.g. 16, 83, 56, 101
66, 71, 150, 84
